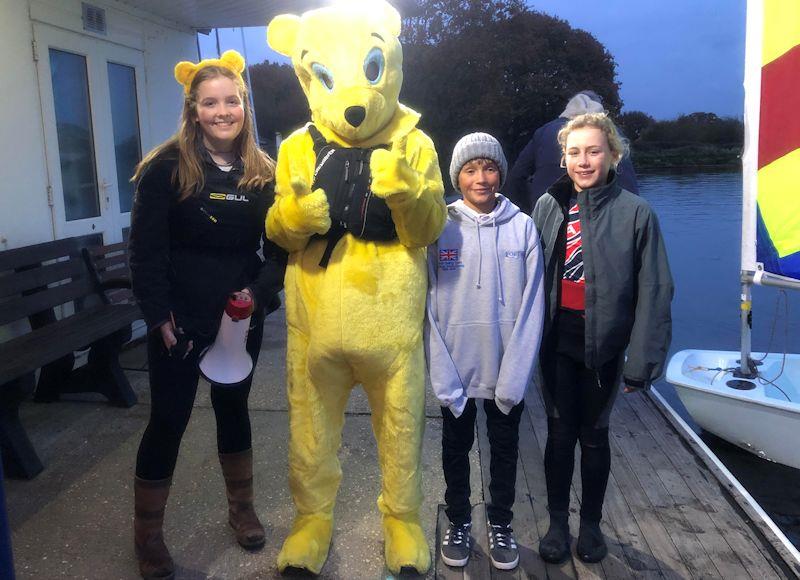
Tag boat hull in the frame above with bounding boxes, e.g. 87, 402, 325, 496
666, 350, 800, 470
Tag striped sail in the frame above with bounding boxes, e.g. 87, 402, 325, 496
742, 0, 800, 285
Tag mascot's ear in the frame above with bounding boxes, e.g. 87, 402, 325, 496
219, 49, 245, 74
174, 61, 197, 87
267, 14, 301, 57
379, 1, 401, 38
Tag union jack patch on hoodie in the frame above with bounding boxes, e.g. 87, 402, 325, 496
439, 248, 463, 271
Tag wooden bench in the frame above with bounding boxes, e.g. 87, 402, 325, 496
0, 237, 141, 479
82, 241, 136, 306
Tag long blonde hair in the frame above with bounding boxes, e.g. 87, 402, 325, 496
132, 65, 275, 200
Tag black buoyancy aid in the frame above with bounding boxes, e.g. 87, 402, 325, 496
308, 124, 397, 267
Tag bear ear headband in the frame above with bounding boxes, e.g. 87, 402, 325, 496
174, 49, 246, 95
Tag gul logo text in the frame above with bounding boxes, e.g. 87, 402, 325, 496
210, 193, 249, 202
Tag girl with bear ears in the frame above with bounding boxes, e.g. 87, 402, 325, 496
129, 50, 286, 579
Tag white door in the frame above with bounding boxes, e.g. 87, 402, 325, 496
34, 23, 150, 244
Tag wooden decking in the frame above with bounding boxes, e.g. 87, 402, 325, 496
434, 385, 799, 579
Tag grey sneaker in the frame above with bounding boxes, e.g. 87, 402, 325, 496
488, 522, 519, 570
441, 521, 471, 567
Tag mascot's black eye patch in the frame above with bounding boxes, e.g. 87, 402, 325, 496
371, 33, 384, 42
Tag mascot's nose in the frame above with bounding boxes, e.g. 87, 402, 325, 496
345, 106, 366, 127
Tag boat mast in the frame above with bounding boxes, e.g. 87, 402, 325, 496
738, 0, 762, 378
738, 280, 756, 377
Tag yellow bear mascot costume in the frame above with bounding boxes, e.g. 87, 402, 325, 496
265, 1, 446, 575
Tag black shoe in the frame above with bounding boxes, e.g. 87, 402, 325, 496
576, 519, 607, 563
539, 512, 570, 564
488, 522, 519, 570
440, 521, 471, 567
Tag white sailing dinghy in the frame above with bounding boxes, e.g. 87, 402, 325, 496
666, 0, 800, 470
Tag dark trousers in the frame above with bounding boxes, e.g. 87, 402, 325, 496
442, 398, 524, 527
540, 310, 621, 523
135, 310, 264, 481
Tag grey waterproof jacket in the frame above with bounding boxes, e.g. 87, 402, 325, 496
532, 174, 673, 387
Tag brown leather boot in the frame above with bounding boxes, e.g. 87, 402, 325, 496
133, 477, 174, 580
219, 449, 266, 550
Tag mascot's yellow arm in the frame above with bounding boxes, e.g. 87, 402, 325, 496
372, 129, 446, 248
265, 129, 324, 252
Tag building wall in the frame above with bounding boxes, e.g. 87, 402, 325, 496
0, 0, 197, 250
0, 0, 53, 249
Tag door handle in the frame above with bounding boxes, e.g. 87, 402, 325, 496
99, 179, 112, 210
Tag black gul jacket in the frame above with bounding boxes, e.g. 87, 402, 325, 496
129, 148, 287, 337
532, 173, 673, 387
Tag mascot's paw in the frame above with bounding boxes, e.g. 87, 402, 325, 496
285, 178, 331, 235
383, 513, 431, 575
277, 513, 334, 575
370, 136, 420, 201
297, 188, 332, 234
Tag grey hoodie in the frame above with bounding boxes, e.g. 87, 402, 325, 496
425, 195, 545, 417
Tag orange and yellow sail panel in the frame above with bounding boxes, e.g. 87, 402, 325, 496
755, 0, 800, 279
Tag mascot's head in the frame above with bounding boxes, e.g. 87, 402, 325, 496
267, 0, 403, 142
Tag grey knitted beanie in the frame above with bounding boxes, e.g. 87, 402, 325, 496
449, 132, 508, 191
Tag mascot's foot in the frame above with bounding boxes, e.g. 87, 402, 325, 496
383, 513, 431, 575
277, 513, 333, 575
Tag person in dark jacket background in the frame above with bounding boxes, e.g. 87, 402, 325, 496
507, 91, 639, 215
532, 113, 672, 565
128, 50, 286, 579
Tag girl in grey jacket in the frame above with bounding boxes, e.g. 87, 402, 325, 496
425, 133, 545, 571
533, 113, 673, 565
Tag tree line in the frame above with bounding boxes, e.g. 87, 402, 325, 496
249, 0, 743, 171
617, 111, 743, 169
618, 111, 743, 146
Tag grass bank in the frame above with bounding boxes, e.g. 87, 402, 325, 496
631, 142, 742, 171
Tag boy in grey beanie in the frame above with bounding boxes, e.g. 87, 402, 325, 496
428, 132, 544, 571
448, 132, 508, 193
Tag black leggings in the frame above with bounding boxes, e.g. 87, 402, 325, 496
135, 311, 264, 480
540, 311, 622, 523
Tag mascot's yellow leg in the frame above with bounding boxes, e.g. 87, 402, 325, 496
363, 345, 430, 574
278, 327, 353, 574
